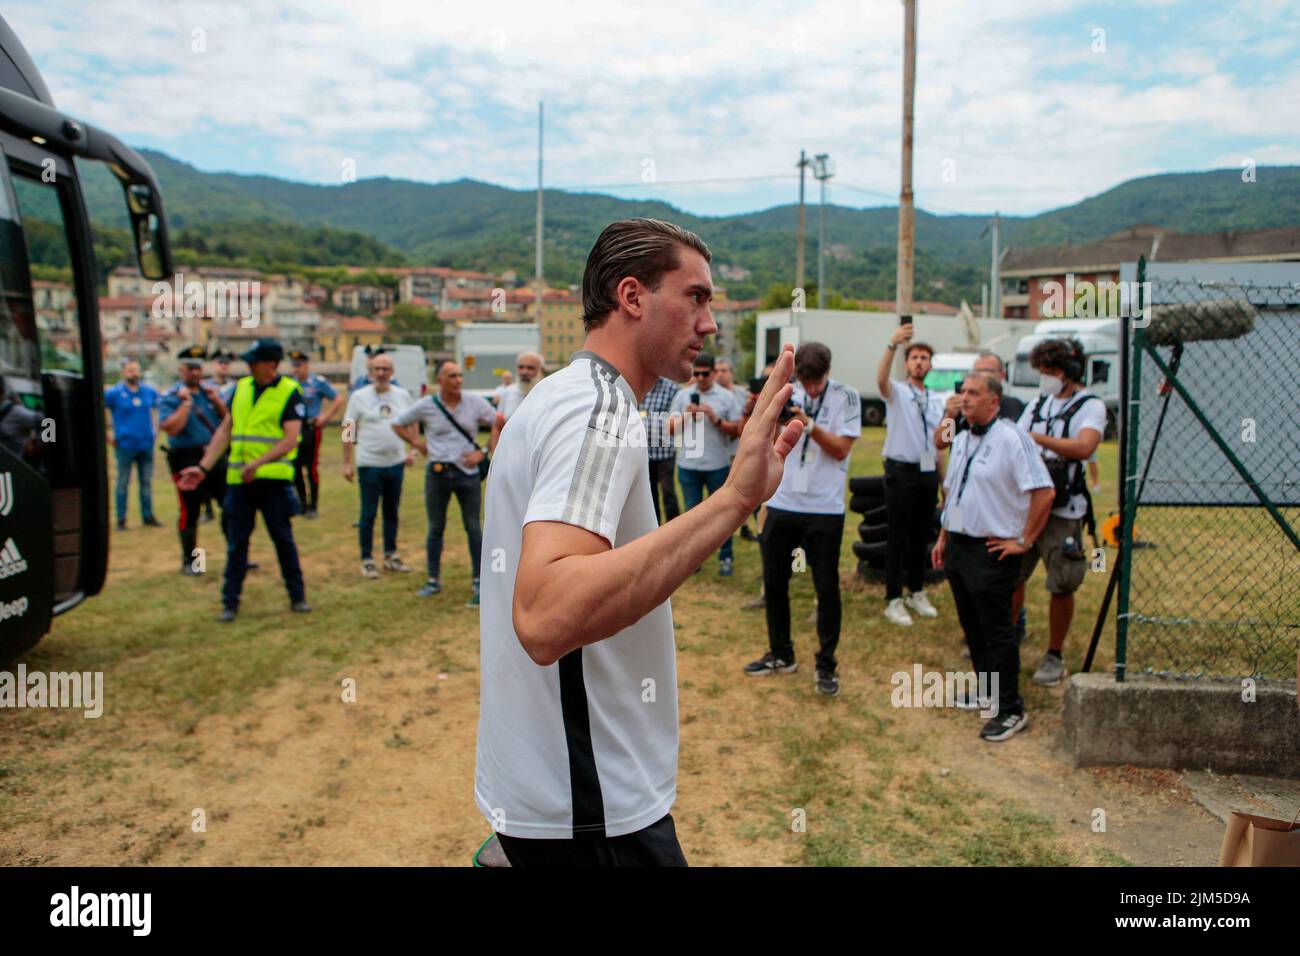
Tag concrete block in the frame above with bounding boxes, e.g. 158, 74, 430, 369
1061, 673, 1300, 777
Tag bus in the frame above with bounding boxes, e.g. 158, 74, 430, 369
0, 16, 173, 661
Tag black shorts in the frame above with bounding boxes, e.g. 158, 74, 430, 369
495, 813, 687, 867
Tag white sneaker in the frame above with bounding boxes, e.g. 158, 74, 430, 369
905, 590, 938, 618
884, 598, 914, 627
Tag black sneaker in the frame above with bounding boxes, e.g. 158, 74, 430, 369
142, 516, 163, 527
980, 711, 1028, 742
815, 670, 840, 697
216, 606, 237, 623
290, 600, 312, 613
743, 652, 797, 676
739, 525, 757, 542
116, 520, 127, 531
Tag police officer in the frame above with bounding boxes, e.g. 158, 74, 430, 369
930, 372, 1054, 742
159, 346, 229, 575
202, 349, 238, 523
178, 338, 310, 622
288, 350, 342, 518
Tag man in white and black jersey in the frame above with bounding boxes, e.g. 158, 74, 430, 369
932, 372, 1054, 742
1013, 338, 1106, 687
476, 218, 805, 866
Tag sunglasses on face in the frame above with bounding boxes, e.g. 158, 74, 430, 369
692, 370, 711, 377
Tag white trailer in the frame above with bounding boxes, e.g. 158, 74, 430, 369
455, 322, 542, 399
754, 308, 1037, 425
1007, 318, 1120, 420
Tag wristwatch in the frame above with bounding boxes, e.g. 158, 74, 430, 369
887, 343, 898, 351
1016, 534, 1027, 547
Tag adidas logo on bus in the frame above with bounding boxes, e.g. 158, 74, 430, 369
0, 537, 28, 579
0, 471, 12, 516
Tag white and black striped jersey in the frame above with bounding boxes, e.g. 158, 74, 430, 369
476, 350, 678, 839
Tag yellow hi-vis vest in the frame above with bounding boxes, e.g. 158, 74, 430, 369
227, 375, 300, 483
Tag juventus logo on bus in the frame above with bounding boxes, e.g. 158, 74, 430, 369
0, 472, 12, 517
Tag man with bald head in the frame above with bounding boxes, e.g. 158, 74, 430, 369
394, 360, 502, 605
498, 351, 544, 421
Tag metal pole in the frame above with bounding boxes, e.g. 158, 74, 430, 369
990, 212, 1001, 318
535, 101, 544, 323
896, 0, 916, 327
818, 175, 826, 309
1114, 256, 1146, 682
795, 150, 808, 294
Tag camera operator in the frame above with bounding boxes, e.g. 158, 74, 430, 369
1013, 338, 1106, 687
742, 342, 860, 697
877, 324, 946, 626
931, 373, 1054, 741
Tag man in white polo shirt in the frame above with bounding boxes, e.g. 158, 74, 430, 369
931, 372, 1054, 742
877, 323, 947, 626
742, 342, 860, 696
476, 218, 804, 866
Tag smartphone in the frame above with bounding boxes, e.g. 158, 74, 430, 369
690, 392, 700, 405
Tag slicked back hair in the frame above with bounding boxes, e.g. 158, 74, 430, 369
581, 218, 712, 332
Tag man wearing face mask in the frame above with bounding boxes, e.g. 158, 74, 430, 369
1014, 338, 1106, 686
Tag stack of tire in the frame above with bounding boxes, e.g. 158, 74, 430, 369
849, 475, 945, 585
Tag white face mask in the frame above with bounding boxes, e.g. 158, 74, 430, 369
1038, 374, 1064, 397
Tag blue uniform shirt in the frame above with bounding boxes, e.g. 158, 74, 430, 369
104, 382, 159, 451
292, 372, 337, 420
159, 382, 224, 449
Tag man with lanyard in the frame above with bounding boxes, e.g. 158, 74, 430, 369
177, 338, 310, 622
1013, 337, 1105, 686
931, 372, 1054, 742
742, 342, 860, 696
288, 350, 343, 519
104, 359, 162, 530
392, 360, 501, 606
159, 345, 229, 575
876, 324, 946, 626
639, 374, 682, 524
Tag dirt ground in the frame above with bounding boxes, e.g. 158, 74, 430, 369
0, 431, 1268, 867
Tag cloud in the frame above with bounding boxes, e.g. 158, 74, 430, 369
4, 0, 1295, 217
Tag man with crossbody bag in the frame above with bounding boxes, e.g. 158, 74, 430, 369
1013, 338, 1106, 686
393, 361, 502, 606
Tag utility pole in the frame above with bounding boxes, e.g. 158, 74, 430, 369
535, 101, 544, 323
990, 211, 1001, 319
813, 153, 834, 309
795, 150, 810, 295
896, 0, 917, 328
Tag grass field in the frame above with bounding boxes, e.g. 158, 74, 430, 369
0, 426, 1230, 866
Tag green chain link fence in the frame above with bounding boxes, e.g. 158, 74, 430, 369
1115, 263, 1300, 680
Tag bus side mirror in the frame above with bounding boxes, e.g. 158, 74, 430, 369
125, 183, 166, 280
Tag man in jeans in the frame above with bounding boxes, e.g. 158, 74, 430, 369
104, 359, 161, 530
342, 352, 415, 579
639, 374, 681, 524
667, 351, 742, 575
393, 361, 500, 606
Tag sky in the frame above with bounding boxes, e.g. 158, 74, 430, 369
7, 0, 1299, 219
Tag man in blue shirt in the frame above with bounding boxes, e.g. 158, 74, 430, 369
104, 359, 161, 530
160, 346, 230, 574
288, 350, 343, 518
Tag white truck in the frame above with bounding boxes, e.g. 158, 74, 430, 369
754, 307, 1037, 425
455, 322, 542, 399
349, 344, 429, 396
1007, 318, 1120, 426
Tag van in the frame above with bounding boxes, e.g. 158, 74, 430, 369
349, 344, 429, 396
924, 352, 977, 399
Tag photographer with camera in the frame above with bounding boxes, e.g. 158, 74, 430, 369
667, 351, 743, 575
877, 324, 946, 626
1013, 338, 1106, 686
742, 342, 859, 696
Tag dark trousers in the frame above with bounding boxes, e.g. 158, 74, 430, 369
425, 463, 483, 580
944, 532, 1022, 716
222, 480, 305, 609
884, 459, 939, 599
294, 421, 323, 513
648, 456, 680, 524
761, 507, 845, 673
496, 813, 687, 867
678, 465, 732, 561
358, 463, 404, 560
167, 446, 228, 533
